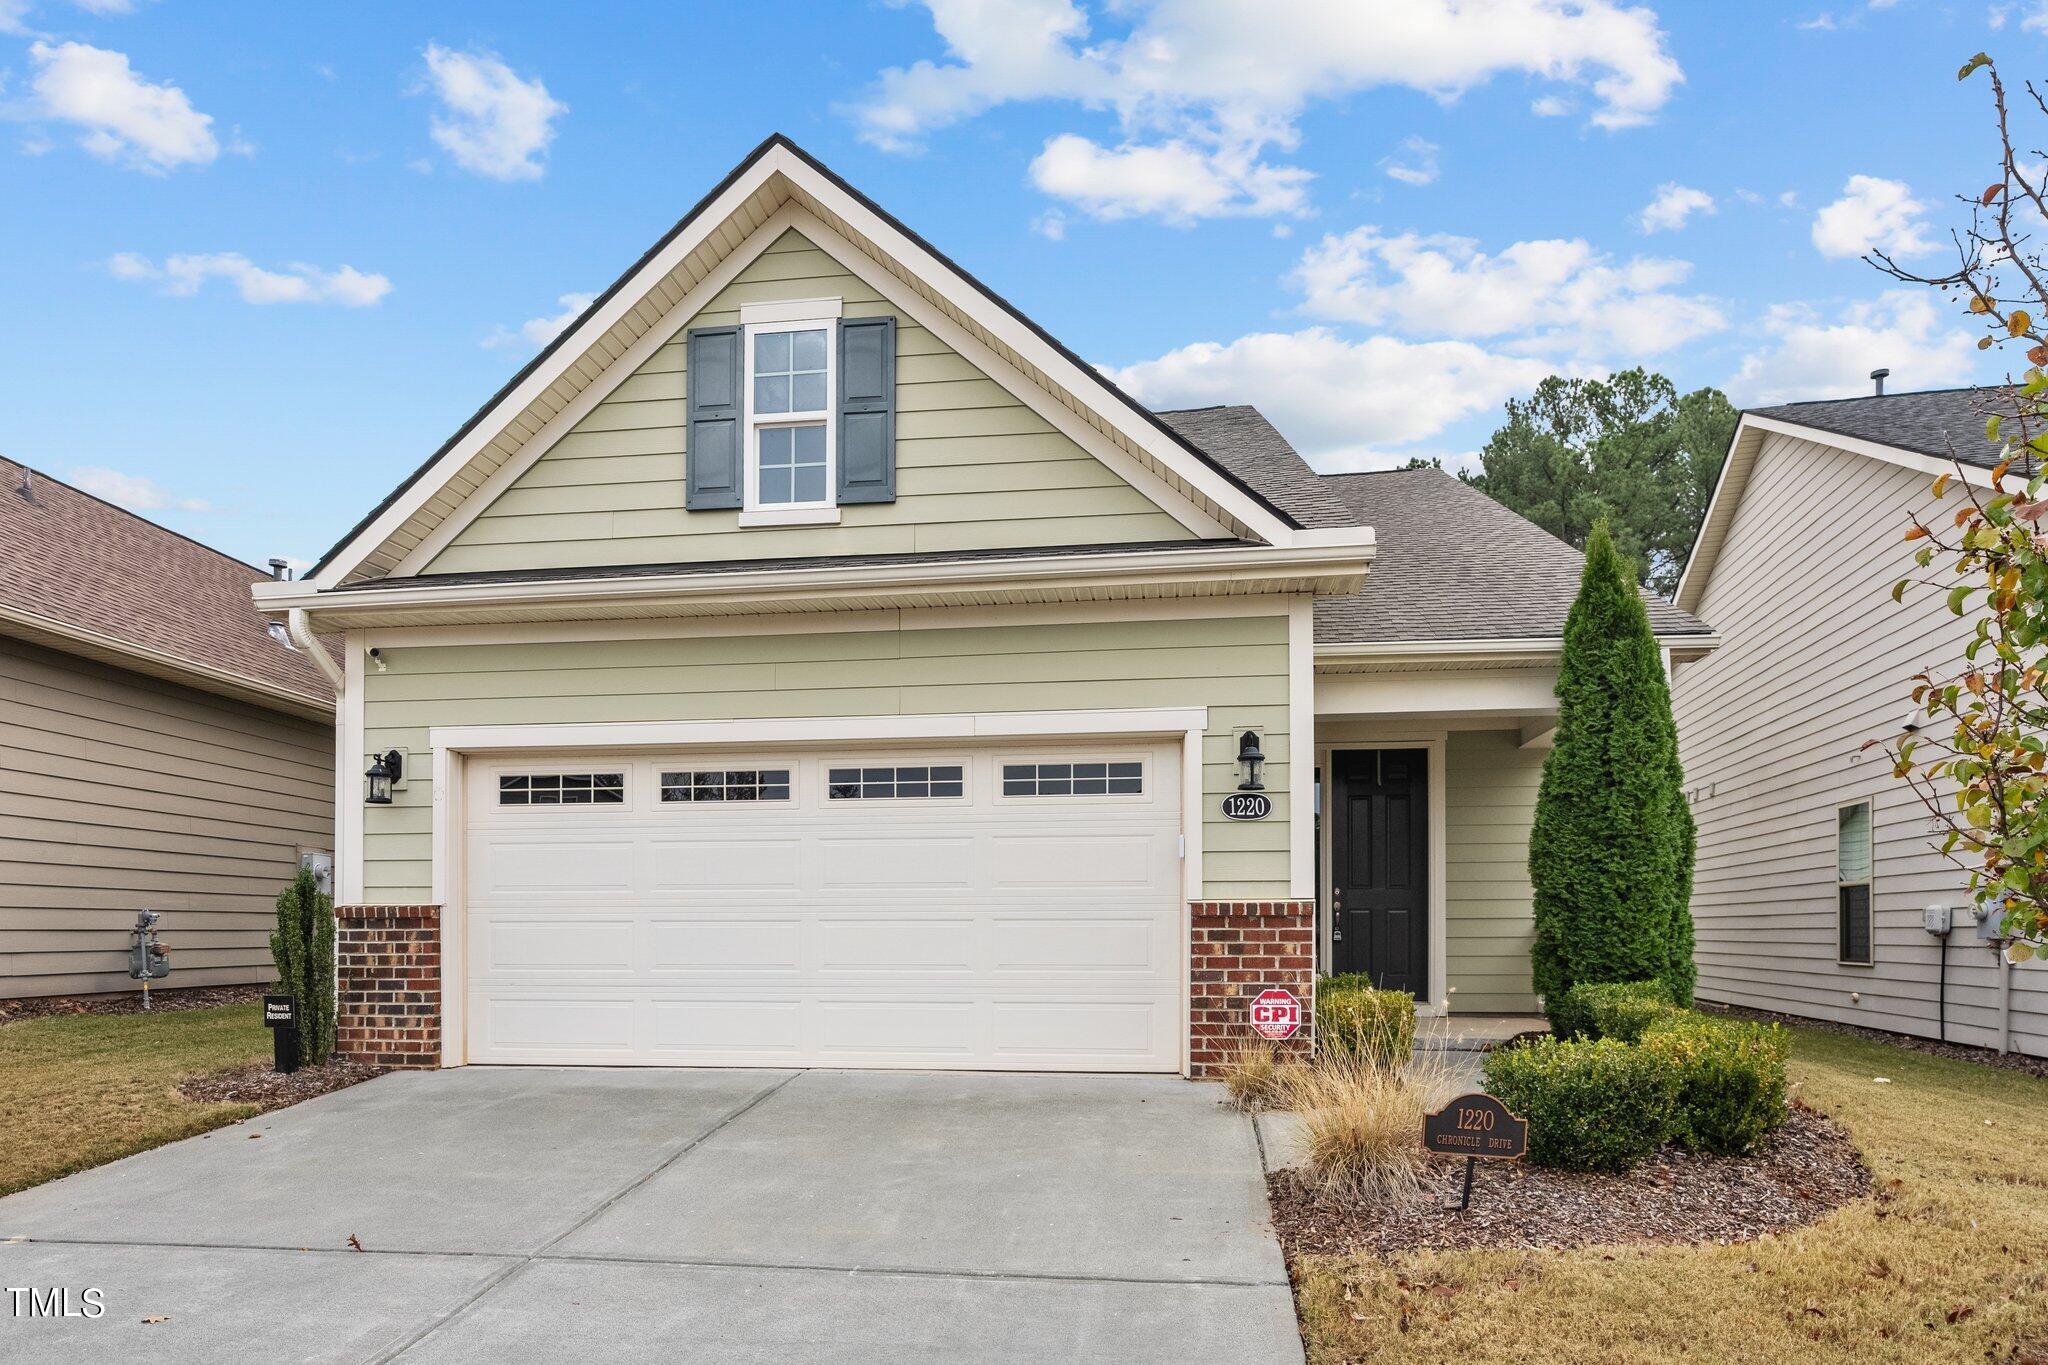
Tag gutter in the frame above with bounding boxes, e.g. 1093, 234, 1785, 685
288, 608, 344, 695
1315, 632, 1723, 668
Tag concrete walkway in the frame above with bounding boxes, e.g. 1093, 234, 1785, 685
0, 1068, 1302, 1365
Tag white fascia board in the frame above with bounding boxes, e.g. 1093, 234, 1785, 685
429, 706, 1210, 755
769, 151, 1303, 546
1314, 631, 1722, 667
308, 156, 791, 590
256, 540, 1374, 622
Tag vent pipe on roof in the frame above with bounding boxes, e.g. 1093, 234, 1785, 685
15, 465, 29, 499
1871, 367, 1890, 396
267, 558, 290, 581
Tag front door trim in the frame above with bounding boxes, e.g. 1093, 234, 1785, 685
1317, 736, 1449, 1013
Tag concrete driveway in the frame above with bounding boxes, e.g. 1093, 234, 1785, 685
0, 1069, 1302, 1364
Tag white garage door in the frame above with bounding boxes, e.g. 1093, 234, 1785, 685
460, 743, 1185, 1071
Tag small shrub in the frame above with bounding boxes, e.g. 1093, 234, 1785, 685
1281, 1050, 1457, 1203
1483, 1037, 1677, 1172
1642, 1014, 1790, 1156
1218, 1040, 1291, 1112
1546, 978, 1677, 1041
270, 867, 335, 1067
1315, 976, 1415, 1069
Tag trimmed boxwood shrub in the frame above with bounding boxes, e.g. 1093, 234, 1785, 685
1483, 1038, 1677, 1172
1315, 976, 1415, 1069
1558, 979, 1682, 1043
1642, 1014, 1790, 1156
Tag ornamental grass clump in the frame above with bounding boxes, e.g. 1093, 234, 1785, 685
1483, 1037, 1678, 1173
1218, 1040, 1292, 1113
1642, 1014, 1791, 1156
1281, 1049, 1459, 1204
1314, 976, 1416, 1070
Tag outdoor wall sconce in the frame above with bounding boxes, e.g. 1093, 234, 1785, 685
1235, 729, 1266, 791
365, 750, 404, 805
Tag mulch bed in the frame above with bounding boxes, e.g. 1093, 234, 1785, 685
0, 983, 269, 1025
1268, 1103, 1869, 1259
178, 1057, 389, 1111
1700, 1000, 2048, 1081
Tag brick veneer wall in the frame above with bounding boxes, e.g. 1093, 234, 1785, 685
335, 904, 441, 1068
1188, 899, 1316, 1077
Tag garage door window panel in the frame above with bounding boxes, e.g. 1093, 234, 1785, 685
499, 773, 626, 807
661, 769, 792, 803
1002, 760, 1144, 798
828, 764, 966, 800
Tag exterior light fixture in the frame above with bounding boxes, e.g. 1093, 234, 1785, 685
365, 750, 404, 805
1235, 730, 1266, 792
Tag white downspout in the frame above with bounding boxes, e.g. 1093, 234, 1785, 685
288, 608, 345, 694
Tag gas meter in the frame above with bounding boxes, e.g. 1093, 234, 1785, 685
128, 909, 170, 1006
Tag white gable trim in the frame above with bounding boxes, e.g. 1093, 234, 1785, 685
392, 202, 1233, 577
1676, 411, 2003, 614
315, 142, 1293, 589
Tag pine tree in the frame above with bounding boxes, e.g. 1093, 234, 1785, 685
270, 868, 336, 1066
1528, 520, 1698, 1013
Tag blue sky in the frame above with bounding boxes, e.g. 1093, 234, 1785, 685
0, 0, 2036, 568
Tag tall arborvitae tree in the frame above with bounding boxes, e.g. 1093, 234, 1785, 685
270, 867, 336, 1066
1528, 521, 1698, 1013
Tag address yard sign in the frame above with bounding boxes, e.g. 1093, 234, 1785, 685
1248, 988, 1302, 1040
1421, 1093, 1528, 1211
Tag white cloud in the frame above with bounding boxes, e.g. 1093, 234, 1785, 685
483, 291, 595, 350
109, 252, 392, 306
1638, 182, 1714, 233
420, 44, 564, 182
25, 40, 218, 172
1797, 11, 1839, 27
2023, 0, 2048, 31
1028, 133, 1311, 223
71, 0, 135, 13
1110, 327, 1554, 469
0, 0, 32, 32
1811, 174, 1934, 259
1380, 136, 1439, 186
1727, 289, 1979, 405
855, 0, 1682, 222
1530, 94, 1573, 117
1287, 226, 1725, 360
1032, 209, 1068, 240
68, 466, 208, 513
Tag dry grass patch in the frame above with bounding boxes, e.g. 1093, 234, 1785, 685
0, 1002, 270, 1197
1291, 1026, 2048, 1364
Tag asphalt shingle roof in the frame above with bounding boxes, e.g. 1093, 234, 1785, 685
1153, 406, 1359, 529
0, 457, 334, 707
1314, 467, 1713, 645
1750, 386, 2022, 470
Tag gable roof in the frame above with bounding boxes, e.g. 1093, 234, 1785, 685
1748, 387, 2017, 471
1677, 385, 2028, 614
1153, 406, 1358, 529
0, 457, 334, 717
1314, 467, 1713, 648
309, 135, 1309, 587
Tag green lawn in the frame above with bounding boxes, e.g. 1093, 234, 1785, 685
0, 1003, 270, 1197
1293, 1027, 2048, 1364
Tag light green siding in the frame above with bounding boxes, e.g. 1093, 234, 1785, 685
426, 229, 1194, 575
360, 614, 1291, 902
1444, 729, 1542, 1013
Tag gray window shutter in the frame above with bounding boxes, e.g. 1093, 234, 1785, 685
686, 326, 742, 509
838, 315, 896, 504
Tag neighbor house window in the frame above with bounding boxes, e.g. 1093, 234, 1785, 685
828, 765, 964, 800
499, 773, 625, 806
746, 321, 833, 509
660, 769, 791, 803
1838, 801, 1873, 964
1001, 761, 1143, 797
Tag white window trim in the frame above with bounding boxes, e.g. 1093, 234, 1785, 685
1837, 797, 1876, 967
742, 310, 839, 517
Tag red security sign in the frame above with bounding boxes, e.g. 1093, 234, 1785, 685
1248, 988, 1302, 1040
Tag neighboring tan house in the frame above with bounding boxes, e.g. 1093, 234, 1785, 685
255, 136, 1716, 1075
0, 459, 336, 998
1674, 387, 2045, 1058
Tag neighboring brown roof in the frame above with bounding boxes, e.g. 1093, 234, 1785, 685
1153, 406, 1359, 529
1315, 467, 1714, 645
0, 457, 333, 712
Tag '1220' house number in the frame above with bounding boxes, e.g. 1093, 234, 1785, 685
1220, 793, 1271, 821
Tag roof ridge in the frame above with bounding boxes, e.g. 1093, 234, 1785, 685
0, 454, 270, 579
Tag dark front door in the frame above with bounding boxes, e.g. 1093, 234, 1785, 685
1331, 748, 1428, 992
